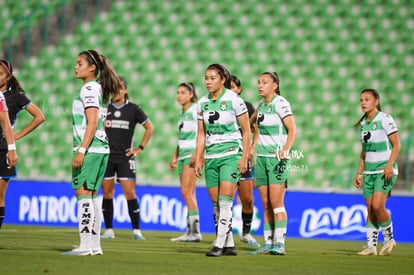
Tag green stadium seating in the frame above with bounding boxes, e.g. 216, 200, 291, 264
8, 0, 414, 190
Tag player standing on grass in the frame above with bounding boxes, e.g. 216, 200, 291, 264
0, 59, 44, 229
169, 82, 202, 242
63, 50, 122, 256
354, 88, 400, 256
194, 63, 251, 257
229, 75, 260, 248
101, 76, 153, 240
248, 71, 296, 256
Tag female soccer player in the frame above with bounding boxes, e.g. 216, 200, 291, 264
354, 88, 400, 256
169, 82, 202, 242
248, 72, 296, 256
229, 75, 260, 248
63, 50, 123, 256
101, 76, 153, 240
194, 64, 251, 257
0, 59, 44, 229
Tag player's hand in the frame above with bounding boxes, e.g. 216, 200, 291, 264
383, 164, 394, 182
169, 158, 177, 171
7, 150, 18, 168
194, 160, 203, 178
125, 148, 138, 158
238, 156, 248, 174
72, 153, 85, 168
353, 174, 362, 189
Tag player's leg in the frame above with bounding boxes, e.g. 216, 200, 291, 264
238, 165, 260, 247
101, 157, 116, 239
248, 156, 273, 254
172, 159, 201, 242
373, 174, 397, 255
0, 178, 9, 229
206, 156, 239, 257
357, 174, 378, 255
119, 178, 145, 240
268, 183, 287, 255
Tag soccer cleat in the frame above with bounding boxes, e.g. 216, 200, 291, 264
170, 233, 190, 242
223, 247, 237, 256
206, 246, 223, 257
379, 240, 396, 256
240, 233, 260, 248
357, 247, 377, 256
61, 248, 91, 256
269, 242, 286, 255
247, 243, 272, 255
187, 233, 202, 242
101, 229, 115, 239
133, 229, 146, 240
91, 247, 103, 256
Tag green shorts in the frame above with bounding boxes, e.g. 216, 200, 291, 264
72, 152, 109, 191
256, 156, 290, 187
178, 158, 191, 175
205, 154, 241, 188
362, 173, 397, 198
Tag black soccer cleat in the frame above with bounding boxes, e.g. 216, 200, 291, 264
223, 247, 237, 256
206, 246, 223, 257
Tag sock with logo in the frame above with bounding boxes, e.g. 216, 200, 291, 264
213, 202, 218, 235
274, 220, 287, 245
91, 196, 101, 249
379, 219, 394, 242
188, 210, 200, 235
0, 207, 4, 229
102, 198, 113, 229
215, 195, 233, 248
128, 199, 140, 229
77, 196, 94, 250
242, 212, 253, 235
366, 221, 379, 248
263, 223, 273, 245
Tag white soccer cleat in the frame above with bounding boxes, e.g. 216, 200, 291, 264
61, 247, 91, 256
101, 229, 115, 239
240, 233, 260, 248
379, 240, 396, 256
187, 233, 202, 242
170, 233, 191, 242
357, 247, 377, 256
133, 229, 146, 240
91, 247, 103, 256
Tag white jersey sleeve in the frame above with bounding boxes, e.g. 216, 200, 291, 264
81, 84, 100, 109
275, 96, 293, 120
382, 113, 398, 135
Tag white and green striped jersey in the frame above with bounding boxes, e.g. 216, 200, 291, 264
177, 103, 197, 160
72, 80, 109, 154
256, 95, 293, 157
360, 111, 398, 174
197, 89, 247, 159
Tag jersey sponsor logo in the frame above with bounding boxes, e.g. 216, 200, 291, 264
208, 111, 220, 124
86, 86, 92, 90
105, 119, 130, 129
257, 113, 265, 125
178, 121, 184, 132
362, 131, 371, 142
299, 205, 366, 238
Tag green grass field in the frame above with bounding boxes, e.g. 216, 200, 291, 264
1, 225, 413, 275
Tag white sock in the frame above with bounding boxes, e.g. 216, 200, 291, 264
91, 197, 101, 249
263, 224, 273, 245
380, 222, 394, 242
78, 197, 94, 250
224, 230, 235, 248
215, 199, 233, 248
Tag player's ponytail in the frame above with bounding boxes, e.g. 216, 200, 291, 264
354, 88, 381, 128
79, 50, 121, 104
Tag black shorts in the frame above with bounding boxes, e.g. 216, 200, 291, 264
240, 160, 254, 181
0, 149, 17, 179
104, 154, 136, 181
